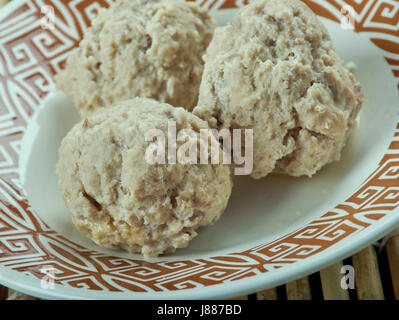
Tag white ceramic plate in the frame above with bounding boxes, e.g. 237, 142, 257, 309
0, 0, 398, 299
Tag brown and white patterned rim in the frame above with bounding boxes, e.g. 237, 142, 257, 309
0, 0, 398, 294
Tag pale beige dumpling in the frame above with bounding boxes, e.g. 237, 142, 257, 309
193, 0, 364, 179
56, 98, 232, 257
55, 0, 216, 116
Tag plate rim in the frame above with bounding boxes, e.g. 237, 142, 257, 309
0, 0, 399, 299
1, 210, 399, 300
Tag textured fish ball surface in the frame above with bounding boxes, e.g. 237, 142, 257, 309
55, 0, 216, 116
193, 0, 364, 179
56, 98, 232, 257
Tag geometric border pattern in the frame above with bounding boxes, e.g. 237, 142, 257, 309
0, 0, 398, 293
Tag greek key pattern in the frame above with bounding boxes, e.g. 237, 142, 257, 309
0, 0, 398, 294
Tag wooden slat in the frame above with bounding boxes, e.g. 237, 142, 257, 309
256, 287, 278, 300
386, 233, 399, 299
231, 295, 248, 300
0, 285, 8, 300
352, 246, 384, 300
286, 277, 312, 300
7, 289, 36, 300
319, 261, 350, 300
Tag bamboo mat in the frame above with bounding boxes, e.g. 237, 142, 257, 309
0, 0, 398, 301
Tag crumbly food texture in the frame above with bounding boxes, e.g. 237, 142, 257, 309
194, 0, 364, 179
56, 98, 232, 257
55, 0, 216, 116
